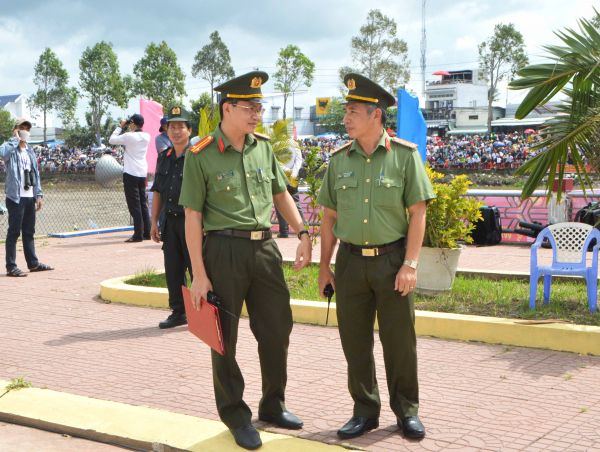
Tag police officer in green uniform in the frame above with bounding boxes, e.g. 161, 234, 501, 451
150, 106, 193, 329
179, 71, 312, 451
317, 73, 436, 440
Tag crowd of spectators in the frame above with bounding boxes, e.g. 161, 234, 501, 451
0, 145, 124, 173
426, 132, 544, 169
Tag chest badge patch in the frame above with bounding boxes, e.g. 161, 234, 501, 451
217, 171, 235, 181
337, 171, 354, 179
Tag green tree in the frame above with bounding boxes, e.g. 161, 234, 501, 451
318, 97, 346, 135
255, 119, 294, 181
189, 92, 213, 137
0, 107, 13, 144
478, 24, 528, 133
27, 48, 79, 146
273, 45, 315, 120
192, 31, 235, 116
509, 15, 600, 202
79, 41, 129, 143
61, 113, 121, 148
591, 8, 600, 29
338, 9, 410, 94
131, 41, 186, 113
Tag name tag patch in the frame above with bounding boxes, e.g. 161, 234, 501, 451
217, 171, 235, 181
337, 172, 354, 179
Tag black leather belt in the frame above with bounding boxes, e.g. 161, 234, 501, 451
206, 229, 272, 240
340, 238, 406, 257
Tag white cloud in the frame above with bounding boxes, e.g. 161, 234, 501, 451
455, 36, 477, 50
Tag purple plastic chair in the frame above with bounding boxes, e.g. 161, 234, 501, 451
530, 223, 600, 313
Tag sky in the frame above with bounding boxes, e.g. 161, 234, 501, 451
0, 0, 597, 125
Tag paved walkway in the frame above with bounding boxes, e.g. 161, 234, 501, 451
1, 233, 600, 451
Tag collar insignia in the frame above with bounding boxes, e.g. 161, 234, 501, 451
218, 138, 225, 153
385, 138, 391, 152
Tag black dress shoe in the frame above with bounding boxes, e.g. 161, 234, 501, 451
125, 236, 143, 243
337, 416, 379, 439
232, 424, 262, 450
397, 415, 426, 438
258, 411, 303, 430
159, 313, 187, 329
143, 235, 151, 240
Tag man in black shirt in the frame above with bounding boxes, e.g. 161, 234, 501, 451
150, 107, 193, 329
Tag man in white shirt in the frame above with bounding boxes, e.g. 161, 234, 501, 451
109, 114, 151, 242
275, 145, 307, 238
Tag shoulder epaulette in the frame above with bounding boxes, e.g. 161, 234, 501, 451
331, 142, 351, 155
190, 135, 214, 154
391, 137, 418, 149
253, 132, 271, 141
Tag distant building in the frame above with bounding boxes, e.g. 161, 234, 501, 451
422, 69, 507, 136
491, 102, 559, 134
0, 94, 61, 144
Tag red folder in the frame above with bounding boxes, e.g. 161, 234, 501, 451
182, 286, 225, 355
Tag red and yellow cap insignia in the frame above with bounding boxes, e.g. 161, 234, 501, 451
251, 77, 262, 89
347, 78, 356, 90
172, 107, 180, 115
190, 135, 214, 153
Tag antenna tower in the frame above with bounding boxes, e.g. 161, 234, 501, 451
420, 0, 426, 97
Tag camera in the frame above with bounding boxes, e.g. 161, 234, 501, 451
23, 169, 36, 191
124, 116, 132, 127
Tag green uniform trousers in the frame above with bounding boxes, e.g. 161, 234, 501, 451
202, 235, 293, 430
335, 244, 419, 420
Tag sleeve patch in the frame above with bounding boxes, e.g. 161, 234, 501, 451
391, 137, 418, 149
190, 135, 214, 153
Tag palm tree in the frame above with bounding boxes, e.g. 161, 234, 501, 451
509, 13, 600, 202
255, 119, 297, 186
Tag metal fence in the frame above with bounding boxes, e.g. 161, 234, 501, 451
0, 172, 131, 240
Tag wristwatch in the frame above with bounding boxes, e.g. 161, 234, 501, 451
403, 260, 418, 270
298, 230, 310, 241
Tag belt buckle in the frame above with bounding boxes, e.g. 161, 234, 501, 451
250, 231, 262, 240
362, 248, 378, 257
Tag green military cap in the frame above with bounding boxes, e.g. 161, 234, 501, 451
215, 70, 269, 103
167, 106, 191, 122
343, 73, 396, 110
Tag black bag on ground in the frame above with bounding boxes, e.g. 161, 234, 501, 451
470, 206, 502, 246
575, 202, 600, 250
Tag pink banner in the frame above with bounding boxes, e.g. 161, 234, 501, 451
140, 99, 164, 174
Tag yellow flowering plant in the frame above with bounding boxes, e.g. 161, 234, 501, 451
423, 167, 483, 249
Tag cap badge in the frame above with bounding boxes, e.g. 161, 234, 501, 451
251, 77, 262, 89
172, 107, 180, 115
347, 78, 356, 90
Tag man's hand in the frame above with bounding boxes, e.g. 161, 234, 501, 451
190, 276, 213, 311
318, 266, 336, 299
395, 265, 417, 296
292, 234, 312, 272
13, 129, 19, 138
36, 198, 42, 212
150, 222, 160, 243
119, 119, 128, 129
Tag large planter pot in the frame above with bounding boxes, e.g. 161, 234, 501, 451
415, 245, 464, 296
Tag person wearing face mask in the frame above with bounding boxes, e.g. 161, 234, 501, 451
0, 118, 54, 277
149, 107, 193, 330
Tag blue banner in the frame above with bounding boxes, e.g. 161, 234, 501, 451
396, 90, 427, 163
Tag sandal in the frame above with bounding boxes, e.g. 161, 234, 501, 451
7, 268, 28, 277
29, 263, 54, 272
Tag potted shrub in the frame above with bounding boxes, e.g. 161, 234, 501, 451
416, 167, 483, 295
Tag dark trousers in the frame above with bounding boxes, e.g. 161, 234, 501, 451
161, 216, 192, 315
335, 244, 419, 420
123, 172, 150, 239
5, 197, 39, 272
202, 235, 293, 430
275, 185, 307, 235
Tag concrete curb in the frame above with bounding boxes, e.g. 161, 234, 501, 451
0, 383, 348, 452
100, 274, 600, 356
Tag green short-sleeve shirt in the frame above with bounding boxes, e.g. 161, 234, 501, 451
317, 131, 436, 246
179, 124, 289, 231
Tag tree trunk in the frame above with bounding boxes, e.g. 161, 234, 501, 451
43, 110, 47, 147
282, 94, 287, 120
210, 80, 215, 119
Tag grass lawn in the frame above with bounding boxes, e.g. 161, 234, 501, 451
125, 265, 600, 326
